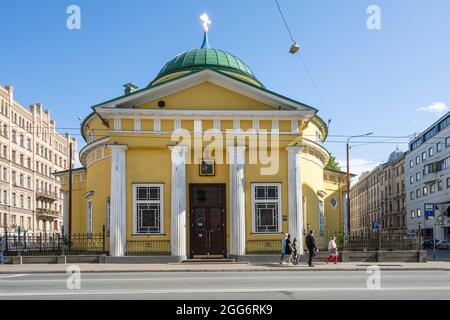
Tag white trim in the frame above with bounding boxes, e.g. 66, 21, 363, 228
96, 108, 314, 121
214, 119, 221, 131
78, 137, 110, 165
251, 183, 282, 234
93, 69, 315, 112
194, 120, 202, 134
291, 119, 299, 133
132, 184, 164, 235
134, 118, 141, 132
174, 119, 181, 130
113, 118, 121, 131
154, 119, 161, 132
252, 120, 260, 132
272, 120, 279, 133
233, 119, 241, 131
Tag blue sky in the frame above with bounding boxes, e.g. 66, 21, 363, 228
1, 0, 450, 176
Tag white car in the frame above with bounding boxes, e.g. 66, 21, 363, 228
436, 240, 450, 250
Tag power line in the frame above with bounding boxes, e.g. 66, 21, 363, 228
273, 0, 333, 121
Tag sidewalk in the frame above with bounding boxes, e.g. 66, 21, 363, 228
1, 262, 449, 274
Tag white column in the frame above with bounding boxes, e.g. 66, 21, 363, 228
286, 146, 305, 253
169, 145, 188, 261
227, 146, 247, 257
109, 145, 127, 257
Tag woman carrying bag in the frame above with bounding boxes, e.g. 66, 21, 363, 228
327, 236, 339, 264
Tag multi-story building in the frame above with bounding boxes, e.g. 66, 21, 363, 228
406, 112, 450, 241
0, 84, 76, 235
350, 148, 407, 233
379, 149, 406, 231
349, 167, 381, 233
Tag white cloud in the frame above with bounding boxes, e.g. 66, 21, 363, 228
417, 102, 449, 115
338, 158, 380, 183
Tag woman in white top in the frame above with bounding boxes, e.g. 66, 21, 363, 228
326, 236, 338, 264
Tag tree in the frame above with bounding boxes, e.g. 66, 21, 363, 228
326, 154, 341, 171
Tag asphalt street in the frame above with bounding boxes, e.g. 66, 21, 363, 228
0, 270, 449, 300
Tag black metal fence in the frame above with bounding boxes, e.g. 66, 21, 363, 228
0, 228, 422, 257
0, 230, 106, 256
316, 231, 421, 252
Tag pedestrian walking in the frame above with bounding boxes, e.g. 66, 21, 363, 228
292, 238, 300, 264
306, 230, 318, 267
279, 233, 288, 264
284, 234, 294, 266
326, 236, 338, 264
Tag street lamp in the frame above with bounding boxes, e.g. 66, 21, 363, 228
346, 132, 374, 234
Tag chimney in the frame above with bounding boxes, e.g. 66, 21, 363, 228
123, 83, 138, 95
5, 85, 14, 103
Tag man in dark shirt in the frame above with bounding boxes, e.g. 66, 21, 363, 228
305, 230, 318, 267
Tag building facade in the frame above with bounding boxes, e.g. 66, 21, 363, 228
379, 149, 406, 231
350, 148, 407, 233
406, 112, 450, 241
57, 32, 348, 260
0, 84, 76, 235
350, 167, 380, 233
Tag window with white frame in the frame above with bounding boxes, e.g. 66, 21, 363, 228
252, 184, 281, 233
133, 184, 163, 234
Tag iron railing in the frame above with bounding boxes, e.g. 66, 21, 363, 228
246, 240, 280, 254
126, 239, 171, 256
246, 231, 421, 255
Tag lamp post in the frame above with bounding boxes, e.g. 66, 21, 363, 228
346, 132, 374, 234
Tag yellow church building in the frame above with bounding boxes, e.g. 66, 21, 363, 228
56, 27, 348, 261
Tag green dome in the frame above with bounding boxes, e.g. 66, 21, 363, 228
150, 48, 263, 88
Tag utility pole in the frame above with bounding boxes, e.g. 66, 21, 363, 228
68, 142, 73, 246
346, 133, 374, 234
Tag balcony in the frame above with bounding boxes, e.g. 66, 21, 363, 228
36, 208, 60, 220
423, 172, 440, 185
36, 189, 59, 202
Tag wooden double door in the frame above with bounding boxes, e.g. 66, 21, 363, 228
190, 184, 226, 258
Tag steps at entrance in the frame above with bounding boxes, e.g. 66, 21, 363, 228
182, 258, 241, 264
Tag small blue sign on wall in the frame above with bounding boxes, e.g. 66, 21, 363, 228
424, 203, 435, 220
372, 221, 380, 230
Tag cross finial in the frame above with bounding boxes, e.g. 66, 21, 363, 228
200, 13, 211, 33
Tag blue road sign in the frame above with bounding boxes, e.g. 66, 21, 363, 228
424, 203, 435, 220
372, 221, 380, 230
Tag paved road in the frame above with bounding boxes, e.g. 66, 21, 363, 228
0, 270, 449, 300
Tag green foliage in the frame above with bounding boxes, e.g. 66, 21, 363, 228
326, 154, 341, 171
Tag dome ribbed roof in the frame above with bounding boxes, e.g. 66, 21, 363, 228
387, 148, 404, 163
150, 48, 263, 87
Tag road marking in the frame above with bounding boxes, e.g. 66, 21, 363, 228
0, 286, 449, 297
2, 274, 448, 283
0, 274, 27, 279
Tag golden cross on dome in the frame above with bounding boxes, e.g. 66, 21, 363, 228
200, 13, 211, 33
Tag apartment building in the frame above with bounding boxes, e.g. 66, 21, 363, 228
0, 84, 76, 235
350, 148, 407, 233
406, 112, 450, 241
349, 167, 381, 233
379, 149, 406, 231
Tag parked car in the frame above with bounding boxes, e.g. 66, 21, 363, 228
436, 240, 450, 250
421, 239, 439, 249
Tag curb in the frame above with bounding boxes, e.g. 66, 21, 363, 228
1, 266, 450, 274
